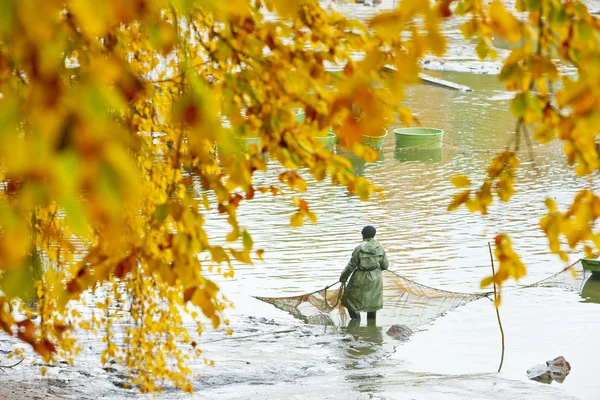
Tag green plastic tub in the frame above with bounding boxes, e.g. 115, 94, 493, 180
295, 110, 305, 124
297, 110, 337, 150
316, 131, 337, 151
362, 129, 388, 151
581, 258, 600, 274
394, 128, 444, 149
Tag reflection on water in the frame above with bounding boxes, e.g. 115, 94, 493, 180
394, 148, 443, 163
580, 274, 600, 303
341, 320, 384, 366
336, 149, 384, 177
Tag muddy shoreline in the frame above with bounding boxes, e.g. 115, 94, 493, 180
0, 313, 579, 400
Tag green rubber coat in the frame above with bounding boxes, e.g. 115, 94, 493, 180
340, 238, 389, 312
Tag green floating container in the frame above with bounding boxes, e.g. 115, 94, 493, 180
362, 129, 388, 151
581, 258, 600, 274
297, 110, 337, 151
394, 128, 444, 149
316, 131, 337, 151
295, 110, 306, 124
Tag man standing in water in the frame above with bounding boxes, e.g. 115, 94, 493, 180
339, 225, 389, 322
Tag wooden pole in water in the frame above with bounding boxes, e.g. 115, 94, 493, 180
488, 242, 505, 373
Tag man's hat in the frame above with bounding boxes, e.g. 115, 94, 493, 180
361, 225, 376, 239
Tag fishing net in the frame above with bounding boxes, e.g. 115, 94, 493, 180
255, 270, 491, 328
521, 260, 590, 292
383, 271, 491, 329
255, 261, 595, 328
255, 284, 348, 326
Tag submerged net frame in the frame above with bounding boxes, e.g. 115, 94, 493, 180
255, 261, 591, 328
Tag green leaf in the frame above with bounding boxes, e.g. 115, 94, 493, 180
55, 151, 80, 192
62, 197, 89, 238
98, 161, 122, 212
0, 0, 15, 36
549, 7, 568, 26
0, 99, 19, 140
0, 261, 35, 300
476, 38, 489, 59
529, 96, 543, 117
31, 248, 43, 281
510, 93, 528, 118
499, 62, 517, 82
526, 0, 540, 11
455, 0, 474, 15
576, 21, 593, 42
172, 0, 194, 12
154, 203, 168, 223
242, 229, 253, 251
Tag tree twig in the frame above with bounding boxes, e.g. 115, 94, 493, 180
488, 242, 505, 373
520, 124, 540, 176
514, 119, 522, 152
0, 357, 24, 372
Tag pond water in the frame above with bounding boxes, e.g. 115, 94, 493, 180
197, 68, 600, 400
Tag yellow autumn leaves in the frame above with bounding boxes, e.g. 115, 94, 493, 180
480, 234, 526, 306
448, 0, 600, 296
2, 0, 600, 394
448, 151, 519, 216
2, 0, 446, 392
541, 192, 600, 261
